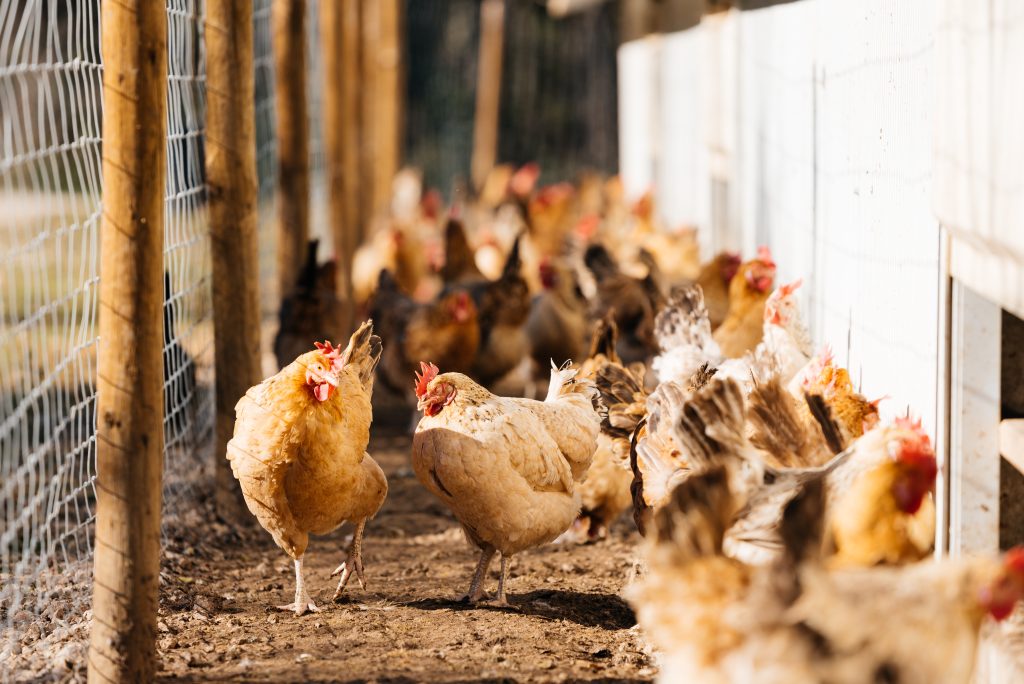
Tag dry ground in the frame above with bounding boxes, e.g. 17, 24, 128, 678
157, 430, 654, 683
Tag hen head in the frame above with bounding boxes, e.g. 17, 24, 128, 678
300, 341, 344, 402
718, 251, 742, 284
414, 363, 488, 417
440, 290, 477, 324
765, 278, 803, 326
979, 547, 1024, 621
744, 246, 777, 293
887, 417, 937, 515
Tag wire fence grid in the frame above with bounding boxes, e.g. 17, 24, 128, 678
0, 0, 217, 675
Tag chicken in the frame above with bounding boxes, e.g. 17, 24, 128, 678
561, 316, 634, 542
369, 270, 479, 401
713, 247, 777, 358
792, 347, 882, 443
694, 251, 742, 330
684, 377, 937, 567
459, 237, 532, 388
274, 239, 349, 369
584, 243, 664, 365
525, 257, 590, 395
654, 278, 810, 393
629, 465, 1024, 684
651, 284, 724, 386
227, 322, 387, 615
594, 358, 716, 535
411, 362, 600, 604
790, 547, 1024, 684
626, 466, 819, 684
439, 216, 484, 286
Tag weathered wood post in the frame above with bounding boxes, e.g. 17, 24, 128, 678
321, 0, 354, 329
341, 0, 365, 253
88, 1, 167, 681
373, 0, 403, 215
272, 0, 309, 298
206, 0, 263, 515
472, 0, 506, 193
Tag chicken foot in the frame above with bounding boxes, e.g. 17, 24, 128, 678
277, 557, 321, 616
460, 546, 496, 603
331, 519, 367, 600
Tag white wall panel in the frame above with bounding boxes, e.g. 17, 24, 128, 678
812, 0, 939, 432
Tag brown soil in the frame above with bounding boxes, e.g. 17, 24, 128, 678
156, 431, 654, 683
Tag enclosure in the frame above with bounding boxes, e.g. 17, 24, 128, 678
1, 0, 1023, 682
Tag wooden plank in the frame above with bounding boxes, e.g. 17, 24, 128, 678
471, 0, 506, 193
272, 0, 309, 298
1001, 420, 1024, 475
341, 0, 365, 255
320, 0, 355, 325
88, 1, 167, 681
205, 0, 263, 516
948, 280, 1002, 556
373, 0, 403, 215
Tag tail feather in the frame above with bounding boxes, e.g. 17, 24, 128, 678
594, 361, 648, 440
673, 377, 749, 471
655, 284, 713, 352
651, 465, 734, 562
748, 371, 828, 468
440, 218, 478, 283
342, 320, 383, 389
629, 421, 652, 536
587, 312, 619, 362
804, 393, 847, 455
500, 234, 523, 282
583, 243, 620, 283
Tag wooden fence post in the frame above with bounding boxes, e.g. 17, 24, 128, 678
373, 0, 404, 215
88, 2, 167, 682
341, 0, 365, 253
272, 0, 309, 299
472, 0, 506, 193
206, 0, 262, 516
321, 0, 354, 328
360, 0, 379, 220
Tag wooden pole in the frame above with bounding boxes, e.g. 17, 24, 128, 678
360, 0, 379, 221
472, 0, 506, 193
89, 1, 167, 681
320, 0, 354, 324
373, 0, 403, 215
272, 0, 309, 298
341, 0, 365, 253
206, 0, 262, 516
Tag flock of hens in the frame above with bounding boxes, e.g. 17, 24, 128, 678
226, 164, 1023, 683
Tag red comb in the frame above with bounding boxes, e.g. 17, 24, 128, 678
779, 278, 803, 296
1006, 547, 1024, 574
757, 245, 776, 267
414, 362, 439, 399
314, 340, 341, 359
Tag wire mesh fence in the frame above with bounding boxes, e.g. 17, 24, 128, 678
405, 0, 619, 195
0, 0, 215, 675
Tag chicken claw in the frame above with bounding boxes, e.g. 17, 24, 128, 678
276, 599, 322, 616
277, 558, 321, 616
332, 520, 367, 600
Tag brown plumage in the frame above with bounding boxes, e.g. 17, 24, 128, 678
228, 321, 387, 615
713, 249, 777, 358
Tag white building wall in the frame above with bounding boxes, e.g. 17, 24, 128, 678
624, 0, 941, 433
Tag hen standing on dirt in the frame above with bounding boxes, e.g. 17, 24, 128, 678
227, 321, 387, 615
411, 362, 601, 605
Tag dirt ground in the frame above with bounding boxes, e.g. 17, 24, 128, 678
157, 430, 655, 683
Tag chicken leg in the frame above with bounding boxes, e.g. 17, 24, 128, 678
494, 553, 512, 606
277, 557, 321, 616
331, 519, 367, 600
461, 545, 496, 603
